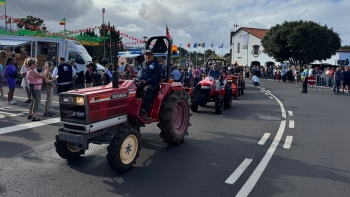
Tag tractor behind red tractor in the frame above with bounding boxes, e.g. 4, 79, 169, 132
54, 36, 191, 172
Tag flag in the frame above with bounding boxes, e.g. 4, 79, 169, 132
102, 8, 105, 14
218, 43, 223, 48
6, 17, 11, 24
187, 43, 190, 48
198, 43, 205, 48
193, 43, 197, 48
243, 34, 248, 49
166, 24, 173, 44
107, 30, 110, 35
59, 18, 66, 25
0, 0, 5, 5
211, 42, 213, 48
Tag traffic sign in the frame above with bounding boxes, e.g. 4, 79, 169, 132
308, 76, 316, 85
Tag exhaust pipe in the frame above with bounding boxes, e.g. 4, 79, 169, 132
113, 30, 120, 88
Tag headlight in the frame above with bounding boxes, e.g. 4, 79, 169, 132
201, 86, 212, 89
74, 97, 85, 105
227, 80, 233, 82
62, 96, 71, 103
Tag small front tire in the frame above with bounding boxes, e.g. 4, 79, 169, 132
54, 133, 85, 161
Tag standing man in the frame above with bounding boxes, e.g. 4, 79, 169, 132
333, 67, 342, 94
300, 65, 309, 93
342, 66, 350, 94
52, 57, 76, 94
92, 57, 98, 86
136, 50, 161, 120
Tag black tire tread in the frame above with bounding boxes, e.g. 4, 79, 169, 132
54, 133, 85, 161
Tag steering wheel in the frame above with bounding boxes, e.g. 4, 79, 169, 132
133, 76, 143, 87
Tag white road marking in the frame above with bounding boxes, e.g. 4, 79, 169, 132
269, 96, 273, 99
266, 90, 271, 92
283, 136, 293, 149
225, 158, 253, 185
260, 90, 264, 92
258, 133, 271, 145
265, 93, 268, 95
237, 88, 287, 197
0, 118, 60, 135
289, 120, 295, 128
10, 96, 59, 104
288, 111, 293, 116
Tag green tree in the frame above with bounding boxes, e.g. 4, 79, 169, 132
223, 53, 230, 59
16, 16, 45, 30
261, 20, 341, 66
341, 45, 350, 49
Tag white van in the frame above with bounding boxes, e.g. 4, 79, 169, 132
0, 35, 105, 82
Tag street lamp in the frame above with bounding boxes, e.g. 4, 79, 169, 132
143, 36, 148, 49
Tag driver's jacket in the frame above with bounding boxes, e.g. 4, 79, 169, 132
137, 60, 162, 86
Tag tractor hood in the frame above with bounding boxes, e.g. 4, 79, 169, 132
199, 77, 215, 86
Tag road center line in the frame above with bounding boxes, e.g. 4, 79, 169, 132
258, 133, 271, 145
289, 120, 295, 128
236, 88, 287, 197
283, 136, 293, 149
225, 158, 253, 185
0, 118, 60, 135
288, 111, 293, 116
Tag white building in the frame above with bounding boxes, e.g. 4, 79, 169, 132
230, 27, 350, 68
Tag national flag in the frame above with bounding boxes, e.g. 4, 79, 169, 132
211, 42, 213, 48
59, 18, 66, 25
6, 17, 11, 24
0, 0, 5, 5
218, 42, 223, 48
102, 8, 105, 14
166, 24, 173, 44
193, 43, 197, 48
187, 43, 190, 48
198, 43, 205, 48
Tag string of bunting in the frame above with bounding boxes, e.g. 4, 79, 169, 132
0, 15, 145, 46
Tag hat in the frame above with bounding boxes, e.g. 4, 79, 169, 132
145, 49, 153, 55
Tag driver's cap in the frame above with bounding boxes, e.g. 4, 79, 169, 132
145, 49, 153, 55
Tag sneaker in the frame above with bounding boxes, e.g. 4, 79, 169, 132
25, 99, 31, 103
48, 111, 55, 115
12, 100, 17, 104
7, 100, 16, 105
43, 113, 52, 117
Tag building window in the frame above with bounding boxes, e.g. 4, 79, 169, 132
237, 43, 240, 53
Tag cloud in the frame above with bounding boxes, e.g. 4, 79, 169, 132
1, 0, 349, 57
117, 24, 144, 32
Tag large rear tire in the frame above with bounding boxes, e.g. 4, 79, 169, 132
54, 132, 85, 161
106, 125, 141, 173
158, 91, 190, 146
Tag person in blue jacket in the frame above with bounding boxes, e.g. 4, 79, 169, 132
136, 49, 162, 120
208, 64, 221, 79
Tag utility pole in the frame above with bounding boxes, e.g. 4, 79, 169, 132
102, 8, 106, 58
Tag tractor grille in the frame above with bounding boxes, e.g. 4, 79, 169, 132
60, 104, 87, 124
199, 89, 211, 96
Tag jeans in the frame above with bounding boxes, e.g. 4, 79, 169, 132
138, 84, 158, 111
282, 75, 286, 82
57, 84, 71, 94
194, 78, 200, 86
333, 80, 341, 93
261, 72, 265, 79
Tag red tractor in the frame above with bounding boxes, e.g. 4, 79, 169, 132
54, 36, 191, 172
190, 59, 233, 114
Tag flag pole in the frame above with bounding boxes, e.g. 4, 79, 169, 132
102, 8, 106, 58
109, 30, 112, 62
4, 1, 6, 31
222, 40, 224, 58
64, 19, 66, 36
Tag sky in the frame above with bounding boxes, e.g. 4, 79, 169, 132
1, 0, 350, 56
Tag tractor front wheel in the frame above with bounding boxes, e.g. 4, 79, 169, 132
106, 125, 141, 173
158, 91, 190, 146
54, 132, 85, 161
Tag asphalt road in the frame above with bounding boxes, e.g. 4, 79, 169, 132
0, 80, 349, 197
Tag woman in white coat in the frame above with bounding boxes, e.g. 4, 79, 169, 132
20, 58, 32, 103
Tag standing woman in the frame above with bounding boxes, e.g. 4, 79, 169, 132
27, 58, 48, 121
4, 57, 18, 105
20, 58, 32, 103
43, 62, 57, 116
71, 60, 77, 89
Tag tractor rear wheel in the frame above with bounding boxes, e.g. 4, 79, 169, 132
106, 125, 141, 173
215, 96, 223, 114
54, 132, 85, 161
158, 91, 190, 146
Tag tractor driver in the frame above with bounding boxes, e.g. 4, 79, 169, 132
136, 49, 162, 121
208, 64, 221, 79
